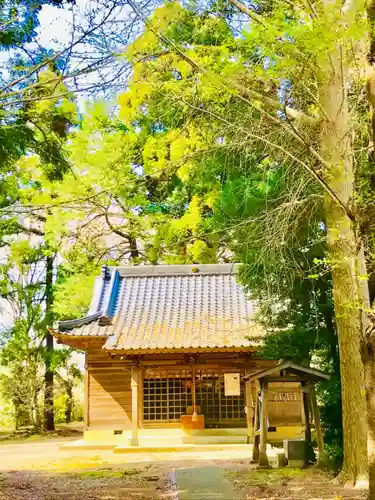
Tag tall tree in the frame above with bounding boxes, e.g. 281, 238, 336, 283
117, 0, 374, 485
0, 242, 50, 430
0, 59, 78, 430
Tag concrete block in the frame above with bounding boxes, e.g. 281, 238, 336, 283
283, 439, 307, 467
276, 452, 287, 467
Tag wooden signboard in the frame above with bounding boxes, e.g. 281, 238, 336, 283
268, 386, 303, 425
224, 373, 241, 396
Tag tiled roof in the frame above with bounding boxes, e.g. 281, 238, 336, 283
56, 264, 262, 352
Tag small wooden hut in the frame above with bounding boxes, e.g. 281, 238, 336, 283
243, 361, 330, 466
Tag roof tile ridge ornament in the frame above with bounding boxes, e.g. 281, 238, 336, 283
58, 311, 103, 331
57, 265, 119, 332
100, 267, 121, 325
102, 265, 111, 281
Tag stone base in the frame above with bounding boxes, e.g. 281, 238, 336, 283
276, 452, 287, 467
287, 459, 305, 468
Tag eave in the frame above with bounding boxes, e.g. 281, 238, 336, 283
104, 346, 258, 356
50, 329, 108, 350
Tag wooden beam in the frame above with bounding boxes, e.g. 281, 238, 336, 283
259, 380, 269, 467
309, 384, 327, 464
140, 363, 250, 370
106, 347, 259, 355
131, 366, 140, 446
264, 376, 316, 383
87, 365, 132, 371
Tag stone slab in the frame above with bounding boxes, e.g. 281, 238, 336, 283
175, 465, 237, 500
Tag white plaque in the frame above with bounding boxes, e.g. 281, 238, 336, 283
224, 373, 240, 396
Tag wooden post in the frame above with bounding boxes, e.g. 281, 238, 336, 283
138, 369, 143, 428
84, 351, 89, 431
252, 385, 260, 462
302, 383, 313, 463
131, 366, 140, 446
259, 379, 269, 467
309, 383, 326, 464
245, 378, 253, 444
192, 365, 199, 421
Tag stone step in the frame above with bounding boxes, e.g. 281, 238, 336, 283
184, 435, 247, 444
60, 440, 115, 451
186, 428, 247, 436
138, 428, 247, 437
113, 443, 252, 454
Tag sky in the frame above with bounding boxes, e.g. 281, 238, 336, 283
37, 5, 74, 48
34, 0, 133, 109
38, 0, 99, 49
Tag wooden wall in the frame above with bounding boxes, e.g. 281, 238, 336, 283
86, 345, 133, 430
84, 345, 277, 431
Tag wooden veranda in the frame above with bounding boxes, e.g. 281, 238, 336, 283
243, 361, 330, 467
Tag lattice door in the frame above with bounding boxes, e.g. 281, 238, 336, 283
195, 369, 246, 426
143, 369, 192, 422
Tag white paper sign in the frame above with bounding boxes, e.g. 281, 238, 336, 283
224, 373, 241, 396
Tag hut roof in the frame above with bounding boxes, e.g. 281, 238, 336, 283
243, 360, 330, 381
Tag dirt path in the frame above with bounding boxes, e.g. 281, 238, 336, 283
0, 437, 368, 499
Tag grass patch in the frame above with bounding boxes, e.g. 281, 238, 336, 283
143, 475, 159, 482
76, 468, 140, 479
226, 468, 307, 488
36, 456, 111, 472
0, 426, 82, 445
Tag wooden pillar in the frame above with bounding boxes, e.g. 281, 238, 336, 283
192, 365, 199, 421
84, 351, 89, 431
259, 379, 269, 467
302, 383, 314, 463
138, 369, 143, 428
309, 383, 326, 464
252, 397, 260, 462
131, 366, 140, 446
245, 378, 253, 444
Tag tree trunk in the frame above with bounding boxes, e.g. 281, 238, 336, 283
129, 237, 139, 260
14, 403, 20, 431
320, 285, 340, 378
318, 29, 369, 483
65, 386, 73, 423
365, 4, 375, 494
43, 255, 55, 431
364, 348, 375, 497
32, 385, 41, 431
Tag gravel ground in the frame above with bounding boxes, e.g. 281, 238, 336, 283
222, 465, 368, 499
0, 436, 368, 499
0, 467, 165, 500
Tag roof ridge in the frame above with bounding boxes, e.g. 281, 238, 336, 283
114, 263, 240, 278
